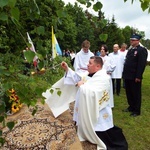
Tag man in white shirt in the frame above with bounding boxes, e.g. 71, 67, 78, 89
109, 44, 125, 96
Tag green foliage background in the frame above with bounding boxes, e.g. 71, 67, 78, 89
0, 0, 150, 56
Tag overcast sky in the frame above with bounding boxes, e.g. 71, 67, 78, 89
63, 0, 150, 39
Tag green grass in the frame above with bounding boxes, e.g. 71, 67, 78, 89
113, 66, 150, 150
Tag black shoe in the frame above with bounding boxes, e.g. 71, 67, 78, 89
122, 108, 132, 112
130, 113, 140, 117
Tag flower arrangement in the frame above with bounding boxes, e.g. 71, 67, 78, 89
8, 89, 22, 114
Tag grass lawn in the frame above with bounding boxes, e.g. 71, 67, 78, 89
113, 66, 150, 150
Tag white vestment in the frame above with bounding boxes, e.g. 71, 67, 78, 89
64, 68, 114, 150
100, 55, 116, 108
118, 49, 128, 60
108, 52, 125, 79
73, 49, 94, 75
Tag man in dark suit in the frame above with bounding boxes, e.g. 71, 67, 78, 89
122, 33, 148, 117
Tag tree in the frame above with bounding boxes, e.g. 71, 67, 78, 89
122, 26, 133, 47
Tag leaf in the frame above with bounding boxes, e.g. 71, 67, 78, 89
38, 61, 44, 70
101, 19, 107, 27
9, 65, 15, 73
99, 34, 108, 42
57, 90, 61, 96
41, 98, 45, 105
0, 0, 8, 8
24, 50, 35, 63
0, 137, 5, 146
0, 67, 8, 76
17, 73, 28, 79
36, 26, 45, 35
56, 10, 65, 17
93, 2, 103, 12
7, 121, 15, 131
0, 116, 4, 123
32, 108, 37, 116
8, 0, 17, 8
4, 71, 11, 76
30, 100, 37, 107
36, 53, 43, 60
0, 12, 8, 21
141, 1, 149, 11
3, 83, 12, 91
86, 2, 92, 8
0, 66, 6, 69
10, 7, 20, 21
50, 89, 54, 94
77, 0, 86, 5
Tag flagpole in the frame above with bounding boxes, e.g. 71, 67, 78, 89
51, 26, 53, 69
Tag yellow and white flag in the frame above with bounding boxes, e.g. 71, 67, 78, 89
52, 26, 62, 58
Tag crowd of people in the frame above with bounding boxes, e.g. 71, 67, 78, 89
42, 33, 148, 150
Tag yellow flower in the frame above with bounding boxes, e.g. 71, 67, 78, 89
9, 94, 16, 100
11, 103, 20, 113
9, 89, 15, 94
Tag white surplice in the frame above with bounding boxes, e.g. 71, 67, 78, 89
108, 52, 125, 79
100, 55, 116, 108
73, 49, 94, 75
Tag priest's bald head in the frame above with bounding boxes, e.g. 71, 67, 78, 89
87, 56, 103, 74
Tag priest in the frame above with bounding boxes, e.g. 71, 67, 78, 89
61, 56, 128, 150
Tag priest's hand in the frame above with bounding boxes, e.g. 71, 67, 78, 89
76, 80, 84, 87
61, 61, 68, 72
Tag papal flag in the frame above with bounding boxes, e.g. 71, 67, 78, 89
52, 26, 62, 58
